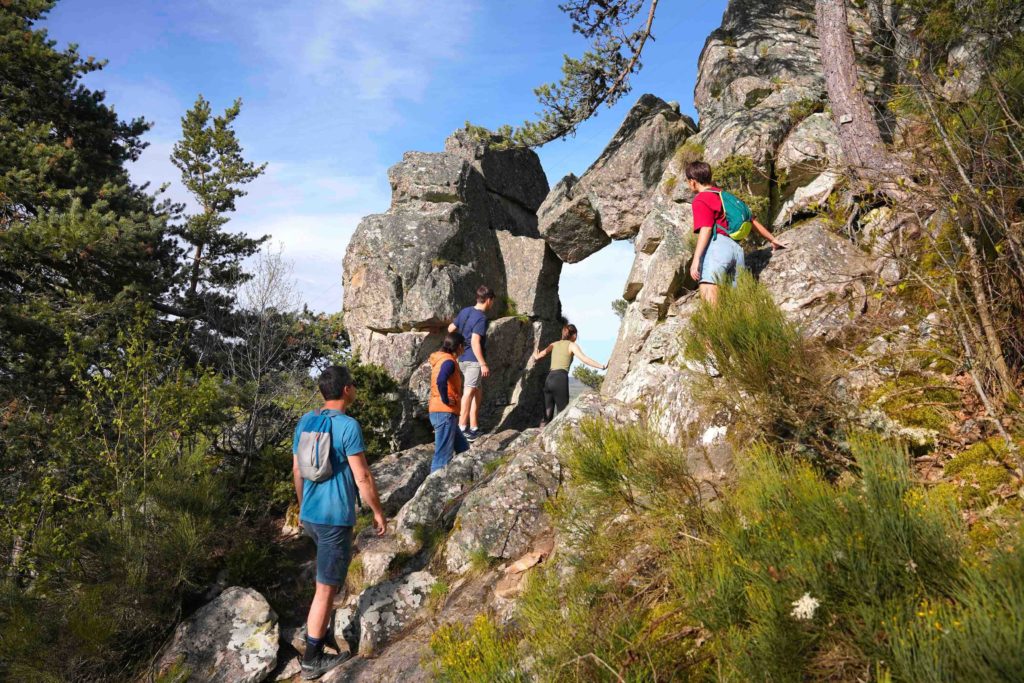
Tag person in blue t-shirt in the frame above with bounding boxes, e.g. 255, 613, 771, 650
448, 284, 495, 442
291, 365, 387, 679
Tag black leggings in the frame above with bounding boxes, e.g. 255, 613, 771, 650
543, 370, 570, 423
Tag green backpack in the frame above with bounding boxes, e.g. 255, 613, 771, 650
711, 190, 753, 241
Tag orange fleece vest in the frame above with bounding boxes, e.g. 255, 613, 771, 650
428, 351, 462, 415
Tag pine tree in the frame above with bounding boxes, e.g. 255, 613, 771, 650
0, 0, 180, 402
502, 0, 659, 147
171, 95, 267, 301
0, 0, 152, 222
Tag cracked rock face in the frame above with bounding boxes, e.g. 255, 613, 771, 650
444, 444, 561, 574
154, 587, 278, 683
370, 444, 435, 516
355, 431, 523, 586
693, 0, 883, 227
746, 219, 876, 339
336, 570, 436, 658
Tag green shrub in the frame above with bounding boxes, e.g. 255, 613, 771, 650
674, 140, 706, 168
429, 614, 525, 683
683, 271, 840, 456
499, 416, 1023, 681
887, 545, 1024, 681
347, 360, 402, 461
788, 97, 825, 125
562, 418, 702, 514
572, 365, 603, 391
711, 154, 770, 222
676, 436, 965, 680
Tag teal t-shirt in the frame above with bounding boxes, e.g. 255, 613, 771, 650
293, 409, 365, 527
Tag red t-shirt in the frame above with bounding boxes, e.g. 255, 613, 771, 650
692, 188, 729, 237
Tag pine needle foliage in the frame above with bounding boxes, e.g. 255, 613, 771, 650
437, 422, 1022, 682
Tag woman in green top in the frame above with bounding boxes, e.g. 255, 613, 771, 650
532, 324, 607, 425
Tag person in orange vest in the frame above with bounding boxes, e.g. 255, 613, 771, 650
428, 332, 470, 472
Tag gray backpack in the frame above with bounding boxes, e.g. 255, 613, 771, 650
296, 411, 334, 482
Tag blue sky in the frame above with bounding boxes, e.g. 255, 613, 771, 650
44, 0, 727, 363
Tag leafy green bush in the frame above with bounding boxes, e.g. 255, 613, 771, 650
682, 436, 962, 680
0, 320, 228, 679
513, 421, 708, 681
562, 418, 701, 514
348, 360, 402, 460
886, 541, 1024, 681
683, 271, 840, 456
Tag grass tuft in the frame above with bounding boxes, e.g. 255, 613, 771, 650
683, 270, 841, 462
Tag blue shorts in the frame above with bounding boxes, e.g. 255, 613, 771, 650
699, 233, 745, 286
429, 411, 470, 473
301, 521, 353, 586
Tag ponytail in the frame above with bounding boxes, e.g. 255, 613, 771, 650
562, 324, 578, 340
442, 332, 465, 354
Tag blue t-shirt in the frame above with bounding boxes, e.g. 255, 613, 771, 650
293, 409, 365, 527
454, 306, 488, 362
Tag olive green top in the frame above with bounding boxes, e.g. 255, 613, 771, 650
551, 340, 574, 372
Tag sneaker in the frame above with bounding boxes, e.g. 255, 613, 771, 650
301, 649, 349, 680
467, 428, 483, 442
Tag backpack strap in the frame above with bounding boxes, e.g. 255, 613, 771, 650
696, 191, 730, 240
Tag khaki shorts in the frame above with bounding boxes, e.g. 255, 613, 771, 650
460, 361, 482, 389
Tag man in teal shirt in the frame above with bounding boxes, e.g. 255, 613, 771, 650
292, 365, 387, 679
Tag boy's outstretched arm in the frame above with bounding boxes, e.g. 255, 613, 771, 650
753, 218, 785, 250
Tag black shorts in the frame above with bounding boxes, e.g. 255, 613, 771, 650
302, 521, 353, 586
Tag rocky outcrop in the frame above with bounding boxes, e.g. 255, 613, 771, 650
343, 128, 562, 443
538, 95, 697, 262
746, 219, 875, 338
154, 587, 278, 683
334, 571, 436, 657
355, 430, 522, 586
370, 444, 434, 515
692, 0, 886, 227
444, 444, 561, 574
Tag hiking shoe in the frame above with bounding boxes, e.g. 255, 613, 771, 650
464, 428, 480, 442
301, 650, 349, 680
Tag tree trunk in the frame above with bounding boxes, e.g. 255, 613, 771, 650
188, 242, 204, 298
816, 0, 904, 183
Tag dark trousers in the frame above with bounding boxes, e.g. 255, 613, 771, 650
543, 370, 570, 423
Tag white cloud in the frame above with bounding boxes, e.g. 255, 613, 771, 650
209, 0, 477, 110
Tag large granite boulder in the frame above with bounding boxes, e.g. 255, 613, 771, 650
370, 444, 434, 515
154, 587, 278, 683
748, 219, 875, 339
343, 128, 562, 444
355, 430, 522, 586
445, 443, 562, 574
334, 570, 436, 657
538, 95, 697, 262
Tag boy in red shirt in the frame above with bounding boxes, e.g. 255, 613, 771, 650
686, 161, 785, 304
